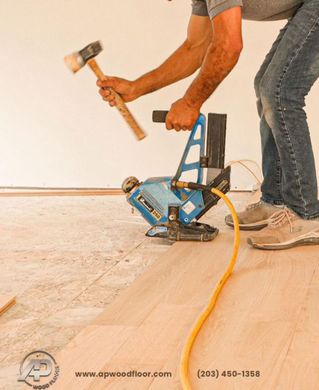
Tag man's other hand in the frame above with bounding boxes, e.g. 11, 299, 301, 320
166, 98, 200, 131
97, 77, 138, 106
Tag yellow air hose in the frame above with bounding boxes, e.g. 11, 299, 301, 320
179, 187, 240, 390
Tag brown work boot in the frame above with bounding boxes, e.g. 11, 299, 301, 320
225, 200, 283, 231
247, 208, 319, 250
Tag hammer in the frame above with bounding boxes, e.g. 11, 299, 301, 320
64, 41, 146, 141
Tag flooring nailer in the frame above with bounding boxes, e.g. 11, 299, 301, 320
122, 111, 231, 242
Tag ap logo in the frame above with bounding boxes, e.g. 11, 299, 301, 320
18, 350, 60, 388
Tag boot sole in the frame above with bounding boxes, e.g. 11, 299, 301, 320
225, 219, 269, 231
247, 236, 319, 250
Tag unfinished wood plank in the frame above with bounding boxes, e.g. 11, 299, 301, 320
92, 226, 237, 328
86, 304, 202, 390
56, 325, 135, 390
274, 266, 319, 390
55, 193, 319, 389
158, 247, 318, 389
0, 189, 123, 197
0, 295, 16, 316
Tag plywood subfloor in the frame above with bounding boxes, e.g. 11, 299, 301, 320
0, 195, 170, 390
56, 193, 319, 389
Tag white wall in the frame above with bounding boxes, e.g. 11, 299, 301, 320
0, 1, 318, 189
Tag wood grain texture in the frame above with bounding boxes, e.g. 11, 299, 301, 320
0, 295, 16, 316
0, 189, 123, 197
273, 265, 319, 390
56, 194, 319, 389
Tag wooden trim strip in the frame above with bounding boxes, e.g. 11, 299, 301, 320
0, 189, 124, 197
0, 295, 16, 316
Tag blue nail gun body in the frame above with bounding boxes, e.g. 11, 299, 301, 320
122, 111, 231, 241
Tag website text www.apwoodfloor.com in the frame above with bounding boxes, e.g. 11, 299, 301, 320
75, 370, 172, 379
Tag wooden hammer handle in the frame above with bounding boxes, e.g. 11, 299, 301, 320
87, 59, 146, 141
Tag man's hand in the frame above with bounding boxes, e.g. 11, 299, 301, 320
97, 77, 139, 106
166, 98, 200, 131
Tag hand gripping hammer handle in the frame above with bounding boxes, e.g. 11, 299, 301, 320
87, 59, 146, 141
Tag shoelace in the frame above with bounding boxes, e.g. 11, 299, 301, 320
268, 208, 296, 232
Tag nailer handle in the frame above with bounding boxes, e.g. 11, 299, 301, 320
152, 110, 169, 123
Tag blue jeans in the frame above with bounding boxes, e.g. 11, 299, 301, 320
254, 0, 319, 219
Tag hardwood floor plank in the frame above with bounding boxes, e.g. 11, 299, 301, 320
56, 325, 135, 389
55, 193, 319, 389
274, 266, 319, 390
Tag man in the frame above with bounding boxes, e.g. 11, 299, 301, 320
97, 0, 319, 250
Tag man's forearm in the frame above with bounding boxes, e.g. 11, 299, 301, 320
183, 40, 242, 109
133, 39, 209, 98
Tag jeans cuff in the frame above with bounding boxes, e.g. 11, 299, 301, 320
261, 195, 285, 206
